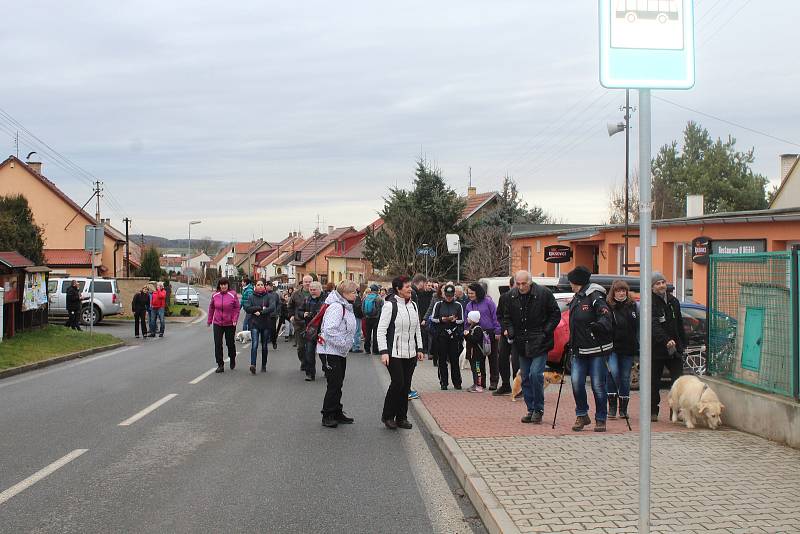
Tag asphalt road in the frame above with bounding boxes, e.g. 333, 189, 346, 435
0, 287, 485, 533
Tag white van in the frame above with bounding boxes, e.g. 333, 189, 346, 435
478, 276, 560, 305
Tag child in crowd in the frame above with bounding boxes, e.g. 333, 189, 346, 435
465, 310, 486, 393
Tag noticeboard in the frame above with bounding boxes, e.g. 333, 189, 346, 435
599, 0, 695, 89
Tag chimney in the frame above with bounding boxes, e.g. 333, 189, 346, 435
686, 195, 704, 218
26, 160, 42, 174
780, 154, 799, 183
328, 225, 334, 234
467, 186, 477, 197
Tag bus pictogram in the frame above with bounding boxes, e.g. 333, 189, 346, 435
616, 0, 679, 24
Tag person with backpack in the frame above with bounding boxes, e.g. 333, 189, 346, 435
318, 280, 359, 428
567, 266, 614, 432
245, 279, 278, 374
606, 279, 639, 420
297, 281, 326, 381
378, 275, 424, 430
362, 284, 383, 355
430, 284, 464, 390
465, 310, 489, 392
465, 282, 502, 390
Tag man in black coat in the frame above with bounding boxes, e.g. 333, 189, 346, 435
500, 271, 561, 424
65, 280, 82, 331
493, 277, 517, 396
651, 272, 686, 421
131, 286, 150, 338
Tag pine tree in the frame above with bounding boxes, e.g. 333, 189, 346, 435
0, 195, 45, 265
137, 247, 162, 281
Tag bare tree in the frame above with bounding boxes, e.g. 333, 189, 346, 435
607, 172, 640, 225
462, 224, 510, 281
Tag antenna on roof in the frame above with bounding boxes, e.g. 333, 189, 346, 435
469, 166, 472, 187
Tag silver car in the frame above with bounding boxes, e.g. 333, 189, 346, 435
174, 287, 199, 306
47, 277, 123, 326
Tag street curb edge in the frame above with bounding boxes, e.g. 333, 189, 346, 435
411, 398, 521, 534
0, 341, 126, 380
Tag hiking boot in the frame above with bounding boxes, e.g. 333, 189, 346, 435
594, 419, 607, 432
440, 384, 448, 390
261, 366, 267, 373
572, 415, 592, 431
230, 355, 236, 370
651, 413, 659, 422
336, 412, 354, 424
608, 394, 618, 419
321, 417, 338, 428
382, 418, 398, 430
619, 397, 630, 419
488, 383, 497, 391
214, 365, 224, 373
521, 410, 543, 424
249, 365, 256, 375
492, 385, 512, 396
396, 419, 413, 430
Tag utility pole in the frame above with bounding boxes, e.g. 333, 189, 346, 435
93, 181, 103, 279
14, 131, 19, 158
313, 214, 324, 280
622, 90, 633, 274
123, 218, 131, 277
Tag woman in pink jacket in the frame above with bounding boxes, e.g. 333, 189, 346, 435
207, 278, 240, 373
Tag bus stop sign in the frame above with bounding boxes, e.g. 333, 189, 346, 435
599, 0, 695, 89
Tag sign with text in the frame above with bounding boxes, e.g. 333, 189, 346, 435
691, 236, 711, 265
599, 0, 695, 89
544, 245, 573, 264
712, 239, 766, 255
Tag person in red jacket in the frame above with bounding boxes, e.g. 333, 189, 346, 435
207, 277, 240, 373
148, 281, 167, 338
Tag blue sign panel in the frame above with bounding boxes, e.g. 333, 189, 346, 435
599, 0, 695, 89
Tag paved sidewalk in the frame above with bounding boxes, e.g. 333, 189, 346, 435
410, 356, 800, 534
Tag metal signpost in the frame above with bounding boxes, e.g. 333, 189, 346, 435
85, 225, 104, 335
599, 1, 694, 532
417, 244, 436, 278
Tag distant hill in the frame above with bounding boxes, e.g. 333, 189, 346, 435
135, 235, 227, 255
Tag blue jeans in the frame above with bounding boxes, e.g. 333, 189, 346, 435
352, 318, 362, 351
607, 352, 634, 398
243, 313, 251, 332
517, 352, 547, 414
571, 355, 608, 421
250, 327, 270, 368
149, 307, 165, 335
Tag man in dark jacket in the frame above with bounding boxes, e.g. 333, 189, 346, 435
493, 277, 516, 396
501, 271, 561, 424
651, 272, 686, 421
412, 274, 433, 353
65, 280, 82, 331
430, 285, 464, 390
131, 286, 150, 338
297, 280, 326, 381
289, 275, 313, 364
264, 281, 281, 350
567, 266, 613, 432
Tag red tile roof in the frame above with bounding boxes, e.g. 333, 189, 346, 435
461, 191, 498, 221
0, 251, 35, 268
44, 249, 92, 266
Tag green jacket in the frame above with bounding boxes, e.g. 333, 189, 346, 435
241, 284, 254, 310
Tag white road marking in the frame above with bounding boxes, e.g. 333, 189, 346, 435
0, 449, 88, 506
188, 357, 230, 384
118, 394, 178, 426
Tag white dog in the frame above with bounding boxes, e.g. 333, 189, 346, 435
668, 375, 724, 430
235, 330, 251, 344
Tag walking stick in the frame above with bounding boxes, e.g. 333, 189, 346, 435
604, 357, 632, 431
551, 369, 566, 429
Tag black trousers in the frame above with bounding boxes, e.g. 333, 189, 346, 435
651, 356, 683, 415
364, 318, 379, 353
295, 322, 306, 362
134, 310, 148, 337
437, 337, 462, 387
382, 357, 417, 422
498, 336, 518, 388
66, 308, 81, 329
321, 354, 347, 417
485, 332, 499, 387
213, 324, 236, 366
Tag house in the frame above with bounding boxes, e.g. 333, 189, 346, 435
291, 226, 359, 284
460, 186, 500, 224
770, 154, 800, 209
0, 156, 131, 277
160, 256, 184, 274
182, 252, 211, 278
209, 246, 237, 278
256, 232, 305, 281
326, 219, 384, 285
234, 239, 273, 277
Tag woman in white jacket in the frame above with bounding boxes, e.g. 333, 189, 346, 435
318, 280, 359, 428
378, 276, 424, 430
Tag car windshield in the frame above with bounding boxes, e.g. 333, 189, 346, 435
176, 288, 197, 295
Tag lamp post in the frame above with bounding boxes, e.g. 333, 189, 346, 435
422, 243, 430, 278
188, 220, 201, 306
607, 89, 633, 274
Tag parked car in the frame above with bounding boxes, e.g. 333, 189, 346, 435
47, 277, 122, 326
174, 287, 199, 306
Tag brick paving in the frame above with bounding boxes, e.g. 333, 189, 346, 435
411, 357, 800, 533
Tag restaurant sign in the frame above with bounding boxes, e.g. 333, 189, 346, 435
544, 245, 572, 264
691, 236, 711, 265
712, 239, 766, 255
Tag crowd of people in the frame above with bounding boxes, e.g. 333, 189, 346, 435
128, 281, 168, 338
202, 266, 686, 431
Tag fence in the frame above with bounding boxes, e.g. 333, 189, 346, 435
707, 250, 799, 398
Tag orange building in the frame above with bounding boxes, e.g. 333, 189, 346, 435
510, 207, 800, 305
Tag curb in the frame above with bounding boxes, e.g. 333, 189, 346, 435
410, 398, 521, 534
0, 341, 126, 380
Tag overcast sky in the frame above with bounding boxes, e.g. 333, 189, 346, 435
1, 1, 797, 242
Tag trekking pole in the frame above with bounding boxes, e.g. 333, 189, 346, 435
604, 357, 632, 431
552, 368, 566, 429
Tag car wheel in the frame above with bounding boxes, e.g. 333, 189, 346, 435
81, 305, 102, 326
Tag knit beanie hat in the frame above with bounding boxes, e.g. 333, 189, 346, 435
567, 266, 591, 286
652, 271, 666, 287
467, 310, 481, 324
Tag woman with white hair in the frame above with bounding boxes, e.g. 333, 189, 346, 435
318, 280, 359, 428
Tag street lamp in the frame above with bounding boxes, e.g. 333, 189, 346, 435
188, 220, 201, 306
607, 89, 633, 274
421, 243, 430, 278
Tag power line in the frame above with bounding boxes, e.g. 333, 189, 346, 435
653, 96, 800, 149
699, 0, 753, 47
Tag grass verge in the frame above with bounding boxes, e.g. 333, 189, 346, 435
168, 303, 202, 317
0, 325, 121, 371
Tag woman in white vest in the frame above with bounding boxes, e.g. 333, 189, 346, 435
378, 275, 424, 430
